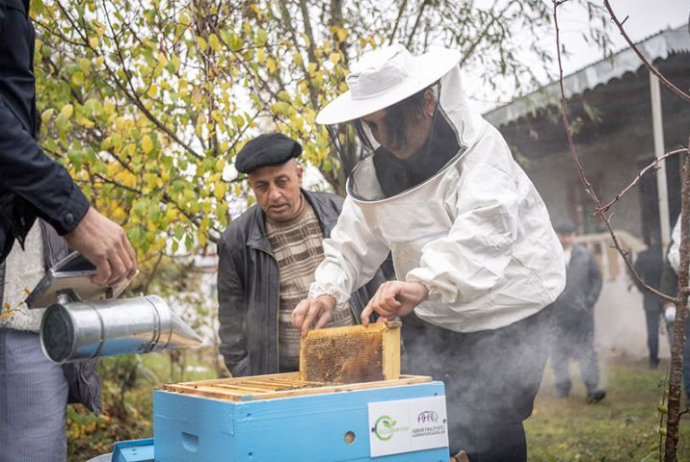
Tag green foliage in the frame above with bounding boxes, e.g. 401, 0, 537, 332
67, 350, 218, 459
32, 0, 610, 258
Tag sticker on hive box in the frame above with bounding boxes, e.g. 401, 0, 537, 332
368, 396, 448, 457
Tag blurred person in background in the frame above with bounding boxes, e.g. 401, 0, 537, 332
633, 234, 665, 368
550, 219, 605, 403
661, 216, 690, 401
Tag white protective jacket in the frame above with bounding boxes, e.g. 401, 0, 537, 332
309, 67, 566, 333
669, 217, 682, 274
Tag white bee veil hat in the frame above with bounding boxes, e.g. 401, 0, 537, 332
316, 44, 462, 125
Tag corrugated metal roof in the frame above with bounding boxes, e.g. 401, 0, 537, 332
484, 25, 689, 127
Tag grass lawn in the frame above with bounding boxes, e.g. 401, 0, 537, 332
527, 354, 690, 461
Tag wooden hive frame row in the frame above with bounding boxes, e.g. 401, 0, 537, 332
161, 372, 431, 402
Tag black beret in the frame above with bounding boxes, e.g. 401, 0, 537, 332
235, 133, 302, 174
553, 219, 577, 234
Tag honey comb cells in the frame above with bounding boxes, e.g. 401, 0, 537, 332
299, 321, 401, 384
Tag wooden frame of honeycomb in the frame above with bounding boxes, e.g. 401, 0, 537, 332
298, 321, 402, 384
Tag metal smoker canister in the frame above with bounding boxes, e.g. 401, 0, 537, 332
40, 295, 202, 364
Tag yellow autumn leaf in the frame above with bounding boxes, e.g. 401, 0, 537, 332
208, 33, 221, 52
336, 27, 348, 43
157, 51, 169, 67
267, 58, 276, 74
289, 113, 304, 131
61, 104, 74, 119
103, 101, 116, 117
112, 206, 127, 223
166, 208, 177, 222
77, 117, 95, 128
89, 36, 99, 49
95, 56, 105, 69
41, 108, 55, 125
214, 181, 228, 200
142, 136, 154, 154
196, 36, 208, 51
211, 110, 223, 124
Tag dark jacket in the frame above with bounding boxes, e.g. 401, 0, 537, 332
661, 253, 678, 299
217, 190, 386, 377
554, 245, 603, 326
0, 0, 90, 263
633, 244, 665, 312
0, 221, 101, 414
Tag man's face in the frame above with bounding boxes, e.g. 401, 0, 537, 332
247, 160, 303, 222
557, 232, 577, 250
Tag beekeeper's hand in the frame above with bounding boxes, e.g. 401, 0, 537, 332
292, 295, 336, 338
665, 303, 677, 322
360, 281, 428, 326
64, 207, 138, 286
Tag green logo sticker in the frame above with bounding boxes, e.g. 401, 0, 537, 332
372, 415, 409, 442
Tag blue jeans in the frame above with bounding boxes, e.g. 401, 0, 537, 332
0, 329, 69, 462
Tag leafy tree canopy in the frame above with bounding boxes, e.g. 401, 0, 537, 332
32, 0, 609, 262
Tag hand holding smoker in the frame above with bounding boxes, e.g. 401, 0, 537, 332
26, 252, 202, 364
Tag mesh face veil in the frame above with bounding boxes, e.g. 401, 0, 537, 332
325, 80, 465, 201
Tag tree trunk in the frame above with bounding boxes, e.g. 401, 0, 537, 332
665, 152, 690, 461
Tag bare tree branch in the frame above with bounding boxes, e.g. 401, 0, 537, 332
603, 0, 690, 105
388, 0, 408, 45
597, 148, 688, 213
552, 1, 674, 303
405, 0, 431, 49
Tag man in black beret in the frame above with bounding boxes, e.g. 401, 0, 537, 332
550, 219, 606, 403
216, 133, 386, 376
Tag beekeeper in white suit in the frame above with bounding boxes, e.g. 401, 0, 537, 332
292, 44, 566, 462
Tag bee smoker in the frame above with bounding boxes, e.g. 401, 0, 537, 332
40, 293, 203, 364
28, 251, 202, 365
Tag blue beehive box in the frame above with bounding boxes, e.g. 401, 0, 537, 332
152, 372, 449, 461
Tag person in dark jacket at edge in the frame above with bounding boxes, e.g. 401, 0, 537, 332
550, 219, 606, 403
632, 234, 665, 369
660, 216, 690, 401
0, 222, 102, 461
0, 1, 137, 460
216, 133, 387, 377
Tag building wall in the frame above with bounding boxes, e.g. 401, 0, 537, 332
522, 120, 658, 241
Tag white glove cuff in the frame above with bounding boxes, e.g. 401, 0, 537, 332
308, 282, 350, 308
